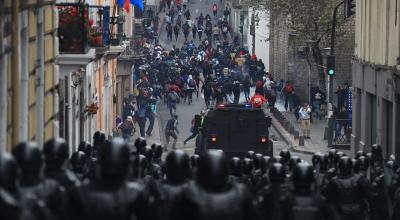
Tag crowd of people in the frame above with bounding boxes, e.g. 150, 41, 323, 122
163, 2, 232, 45
115, 2, 279, 144
1, 134, 400, 220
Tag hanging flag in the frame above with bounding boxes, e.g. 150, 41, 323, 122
124, 0, 130, 12
116, 0, 124, 7
116, 0, 143, 12
130, 0, 144, 11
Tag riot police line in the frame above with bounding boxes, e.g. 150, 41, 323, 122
1, 132, 400, 220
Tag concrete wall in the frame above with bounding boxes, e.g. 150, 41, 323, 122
351, 0, 400, 159
351, 61, 400, 158
269, 14, 289, 82
355, 0, 400, 66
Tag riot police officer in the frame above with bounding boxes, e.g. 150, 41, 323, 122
322, 156, 374, 220
66, 138, 148, 220
256, 162, 288, 220
12, 142, 64, 216
171, 150, 257, 220
0, 153, 21, 220
152, 150, 191, 220
70, 151, 86, 180
43, 138, 79, 188
280, 162, 338, 220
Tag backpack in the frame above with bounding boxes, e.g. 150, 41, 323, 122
213, 5, 217, 12
233, 82, 241, 93
168, 92, 178, 102
188, 79, 196, 88
284, 84, 294, 94
166, 118, 176, 130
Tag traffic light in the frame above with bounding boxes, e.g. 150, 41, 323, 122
345, 0, 355, 17
326, 55, 335, 76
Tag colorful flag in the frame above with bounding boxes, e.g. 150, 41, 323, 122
116, 0, 143, 12
130, 0, 144, 11
116, 0, 124, 7
124, 0, 130, 12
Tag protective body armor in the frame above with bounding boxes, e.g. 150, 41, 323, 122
67, 181, 146, 220
172, 181, 255, 220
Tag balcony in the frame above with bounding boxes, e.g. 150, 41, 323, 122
105, 34, 126, 60
56, 3, 96, 74
88, 5, 111, 56
118, 38, 145, 61
57, 3, 89, 54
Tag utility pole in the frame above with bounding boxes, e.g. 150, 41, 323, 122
0, 0, 7, 151
305, 40, 315, 106
250, 12, 255, 54
327, 0, 345, 148
11, 0, 21, 146
239, 14, 244, 48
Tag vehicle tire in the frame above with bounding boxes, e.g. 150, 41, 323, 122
268, 139, 274, 156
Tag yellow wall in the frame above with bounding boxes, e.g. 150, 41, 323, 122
355, 0, 400, 66
28, 107, 37, 140
3, 1, 58, 149
29, 11, 37, 38
28, 42, 37, 73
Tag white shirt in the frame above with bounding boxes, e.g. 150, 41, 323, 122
299, 106, 311, 120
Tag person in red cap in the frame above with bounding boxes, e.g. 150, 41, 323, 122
249, 92, 267, 108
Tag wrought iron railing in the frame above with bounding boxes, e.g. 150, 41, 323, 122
57, 3, 89, 54
87, 5, 110, 47
119, 38, 144, 59
332, 118, 351, 148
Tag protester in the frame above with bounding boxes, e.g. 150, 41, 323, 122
299, 102, 312, 138
313, 87, 324, 120
165, 115, 179, 150
283, 81, 295, 111
249, 92, 267, 108
118, 116, 136, 142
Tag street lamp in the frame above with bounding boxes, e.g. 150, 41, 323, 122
250, 12, 260, 55
239, 14, 244, 48
305, 40, 315, 106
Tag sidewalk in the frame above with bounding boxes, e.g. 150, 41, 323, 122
268, 99, 333, 155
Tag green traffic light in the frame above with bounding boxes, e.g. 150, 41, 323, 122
328, 69, 335, 75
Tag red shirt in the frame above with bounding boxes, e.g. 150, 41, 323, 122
249, 94, 267, 108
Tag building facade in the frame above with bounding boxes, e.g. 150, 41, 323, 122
268, 3, 355, 105
0, 0, 59, 151
351, 0, 400, 158
56, 0, 125, 152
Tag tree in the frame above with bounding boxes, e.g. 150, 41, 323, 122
246, 0, 341, 89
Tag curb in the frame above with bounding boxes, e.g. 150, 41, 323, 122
270, 112, 318, 156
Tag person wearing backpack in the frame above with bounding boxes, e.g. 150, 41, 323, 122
182, 21, 190, 42
166, 22, 173, 41
212, 3, 218, 18
186, 75, 197, 104
197, 25, 204, 41
242, 75, 251, 101
173, 23, 180, 41
165, 115, 179, 150
232, 80, 241, 104
191, 24, 197, 40
167, 90, 180, 117
118, 116, 136, 143
284, 81, 295, 112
